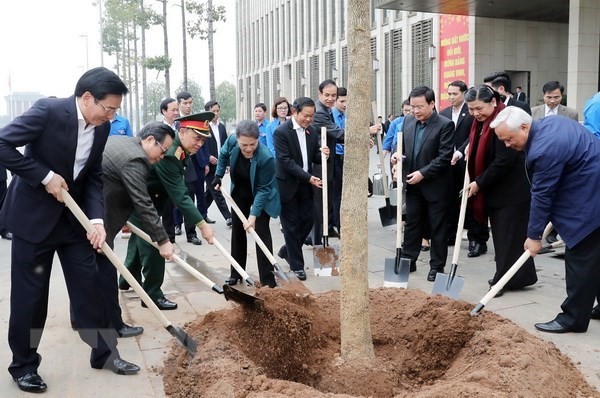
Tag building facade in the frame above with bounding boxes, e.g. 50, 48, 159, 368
236, 0, 578, 119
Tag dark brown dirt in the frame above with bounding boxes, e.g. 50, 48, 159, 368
162, 288, 599, 398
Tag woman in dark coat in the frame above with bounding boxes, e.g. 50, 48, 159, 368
465, 85, 537, 295
213, 120, 281, 288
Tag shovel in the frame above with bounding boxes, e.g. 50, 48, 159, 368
211, 237, 264, 306
313, 126, 341, 276
471, 222, 554, 315
431, 157, 470, 298
383, 131, 411, 288
61, 189, 197, 356
373, 101, 396, 227
125, 221, 223, 294
219, 188, 309, 290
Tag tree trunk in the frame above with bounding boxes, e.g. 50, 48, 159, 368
162, 0, 171, 97
181, 0, 188, 91
339, 0, 375, 362
133, 20, 140, 132
140, 0, 148, 124
207, 0, 216, 100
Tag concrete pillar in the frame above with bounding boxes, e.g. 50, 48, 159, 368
567, 0, 600, 111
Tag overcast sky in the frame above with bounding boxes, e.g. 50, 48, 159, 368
0, 0, 235, 114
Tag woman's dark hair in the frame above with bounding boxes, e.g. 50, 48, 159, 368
271, 97, 291, 118
464, 85, 501, 103
318, 79, 337, 93
235, 120, 260, 139
137, 122, 175, 142
292, 97, 316, 113
74, 67, 129, 99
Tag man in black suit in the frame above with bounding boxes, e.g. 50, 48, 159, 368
0, 67, 138, 393
514, 86, 527, 103
204, 100, 232, 225
440, 80, 475, 245
483, 71, 531, 115
274, 97, 330, 280
396, 86, 454, 282
0, 165, 11, 240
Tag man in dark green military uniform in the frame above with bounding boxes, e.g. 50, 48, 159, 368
119, 112, 215, 310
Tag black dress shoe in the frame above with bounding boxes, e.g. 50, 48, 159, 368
328, 227, 339, 238
427, 269, 439, 282
174, 225, 182, 236
304, 236, 313, 246
468, 242, 487, 258
14, 372, 47, 393
93, 358, 141, 375
1, 231, 13, 240
534, 320, 573, 334
225, 277, 241, 286
421, 245, 430, 252
142, 297, 178, 310
204, 217, 216, 224
293, 270, 307, 281
591, 307, 600, 320
117, 324, 144, 338
488, 278, 495, 286
118, 280, 130, 291
187, 236, 202, 245
225, 218, 232, 227
545, 234, 559, 244
277, 245, 288, 261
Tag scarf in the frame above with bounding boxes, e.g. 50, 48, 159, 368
467, 101, 505, 223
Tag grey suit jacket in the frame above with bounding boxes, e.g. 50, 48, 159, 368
531, 104, 579, 121
102, 136, 169, 245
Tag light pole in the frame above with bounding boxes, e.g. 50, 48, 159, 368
79, 34, 89, 70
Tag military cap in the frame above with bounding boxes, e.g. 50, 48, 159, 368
176, 111, 214, 138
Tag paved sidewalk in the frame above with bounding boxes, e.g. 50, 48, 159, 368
0, 152, 597, 396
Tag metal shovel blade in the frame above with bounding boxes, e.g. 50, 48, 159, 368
378, 200, 398, 227
313, 244, 340, 276
383, 256, 411, 288
431, 264, 465, 299
223, 285, 264, 308
166, 325, 198, 356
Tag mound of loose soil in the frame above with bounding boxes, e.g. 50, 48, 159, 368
162, 288, 599, 398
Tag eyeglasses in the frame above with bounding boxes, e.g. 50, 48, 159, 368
95, 99, 119, 115
276, 106, 289, 111
155, 140, 168, 155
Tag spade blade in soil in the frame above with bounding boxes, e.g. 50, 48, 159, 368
378, 198, 397, 227
383, 255, 410, 288
431, 264, 465, 299
166, 325, 198, 356
313, 244, 340, 276
223, 285, 264, 308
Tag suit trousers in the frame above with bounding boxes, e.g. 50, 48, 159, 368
205, 168, 232, 220
0, 179, 7, 235
122, 215, 166, 301
8, 215, 118, 378
556, 226, 600, 331
280, 183, 314, 271
163, 198, 196, 242
466, 207, 490, 243
229, 193, 276, 287
332, 155, 344, 230
403, 186, 449, 271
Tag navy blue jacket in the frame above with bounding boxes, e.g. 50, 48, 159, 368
526, 117, 600, 247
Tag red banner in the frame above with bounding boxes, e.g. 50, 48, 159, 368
438, 15, 470, 110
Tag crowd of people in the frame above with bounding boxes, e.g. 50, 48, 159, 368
0, 66, 599, 394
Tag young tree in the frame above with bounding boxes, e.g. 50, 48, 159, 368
146, 80, 167, 121
186, 0, 226, 100
339, 0, 375, 361
215, 80, 236, 123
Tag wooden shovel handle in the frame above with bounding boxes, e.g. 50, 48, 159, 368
61, 189, 172, 328
321, 126, 329, 234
